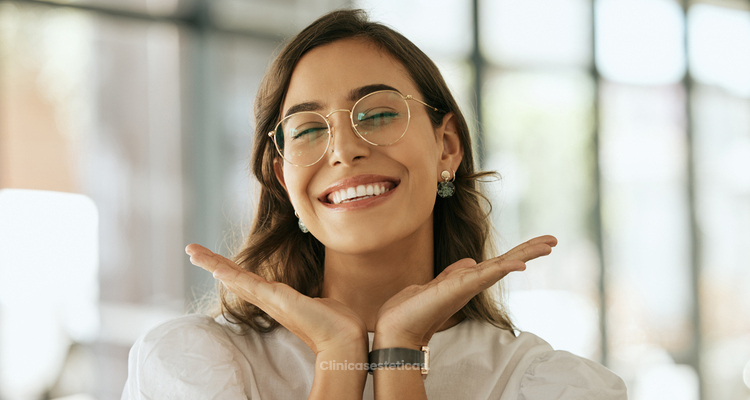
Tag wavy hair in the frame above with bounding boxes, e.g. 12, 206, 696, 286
215, 8, 516, 335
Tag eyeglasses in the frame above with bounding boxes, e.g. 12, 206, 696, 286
268, 90, 439, 167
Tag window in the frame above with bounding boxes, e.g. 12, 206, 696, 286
1, 1, 748, 398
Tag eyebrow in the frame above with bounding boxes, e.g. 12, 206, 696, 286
283, 84, 402, 118
348, 84, 401, 102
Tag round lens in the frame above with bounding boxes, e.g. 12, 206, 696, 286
352, 91, 409, 145
277, 112, 330, 166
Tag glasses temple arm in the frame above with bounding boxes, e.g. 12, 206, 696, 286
404, 95, 441, 113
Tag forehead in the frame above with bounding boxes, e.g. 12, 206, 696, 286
282, 38, 418, 113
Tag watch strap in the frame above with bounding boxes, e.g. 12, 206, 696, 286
367, 346, 429, 377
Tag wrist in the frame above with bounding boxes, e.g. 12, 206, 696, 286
314, 345, 368, 379
311, 346, 367, 400
316, 340, 368, 360
372, 330, 423, 351
315, 327, 368, 355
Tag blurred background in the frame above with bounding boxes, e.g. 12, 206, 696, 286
0, 0, 748, 399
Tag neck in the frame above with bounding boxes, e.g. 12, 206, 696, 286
321, 220, 434, 332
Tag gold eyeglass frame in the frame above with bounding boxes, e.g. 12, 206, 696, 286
267, 89, 440, 167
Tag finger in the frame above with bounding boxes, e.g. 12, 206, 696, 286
436, 258, 525, 300
421, 259, 525, 331
499, 237, 556, 263
187, 246, 308, 323
464, 259, 526, 290
437, 258, 477, 278
213, 267, 270, 300
503, 243, 552, 263
213, 267, 299, 318
514, 235, 557, 251
528, 235, 558, 247
186, 244, 244, 274
185, 243, 214, 257
502, 235, 557, 257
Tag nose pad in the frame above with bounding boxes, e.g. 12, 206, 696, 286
325, 109, 369, 163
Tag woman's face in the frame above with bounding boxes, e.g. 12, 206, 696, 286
275, 38, 457, 254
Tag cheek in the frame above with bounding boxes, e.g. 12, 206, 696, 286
399, 146, 439, 207
411, 159, 436, 191
408, 133, 440, 186
283, 166, 315, 209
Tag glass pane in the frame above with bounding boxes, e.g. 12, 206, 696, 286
37, 0, 193, 16
211, 0, 350, 37
171, 33, 279, 312
355, 0, 473, 58
599, 81, 698, 399
692, 83, 750, 400
0, 0, 289, 395
88, 17, 186, 308
688, 4, 750, 98
483, 70, 600, 360
432, 58, 477, 157
480, 0, 591, 67
208, 34, 279, 249
596, 0, 686, 85
0, 2, 246, 397
0, 190, 99, 399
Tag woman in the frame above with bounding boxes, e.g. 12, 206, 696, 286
122, 9, 627, 400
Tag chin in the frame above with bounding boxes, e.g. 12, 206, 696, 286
315, 210, 432, 255
319, 226, 404, 255
322, 235, 391, 255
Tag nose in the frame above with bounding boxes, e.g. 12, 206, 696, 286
326, 109, 370, 166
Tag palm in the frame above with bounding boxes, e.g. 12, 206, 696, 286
375, 235, 558, 348
302, 297, 368, 351
186, 244, 366, 354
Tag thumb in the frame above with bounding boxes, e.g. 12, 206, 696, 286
437, 258, 477, 278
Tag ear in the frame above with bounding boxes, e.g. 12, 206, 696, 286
436, 112, 463, 174
273, 157, 288, 192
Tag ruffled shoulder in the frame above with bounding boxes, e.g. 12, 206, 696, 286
121, 314, 248, 400
518, 350, 628, 400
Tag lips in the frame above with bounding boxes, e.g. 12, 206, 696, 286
319, 174, 400, 204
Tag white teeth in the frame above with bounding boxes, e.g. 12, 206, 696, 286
342, 195, 372, 203
328, 182, 394, 204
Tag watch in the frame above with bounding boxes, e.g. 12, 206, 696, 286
367, 346, 430, 378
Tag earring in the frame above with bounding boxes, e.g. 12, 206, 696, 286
294, 210, 309, 233
437, 170, 456, 198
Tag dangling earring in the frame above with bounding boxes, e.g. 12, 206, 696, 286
437, 169, 456, 198
294, 210, 309, 233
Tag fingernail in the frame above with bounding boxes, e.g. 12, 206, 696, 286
213, 268, 230, 279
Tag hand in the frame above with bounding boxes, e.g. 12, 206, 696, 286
185, 244, 368, 355
373, 235, 558, 349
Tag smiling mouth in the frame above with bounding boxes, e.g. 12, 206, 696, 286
325, 181, 398, 205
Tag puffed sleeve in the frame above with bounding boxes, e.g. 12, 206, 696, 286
121, 314, 248, 400
518, 350, 628, 400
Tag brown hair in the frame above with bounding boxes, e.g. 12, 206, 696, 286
216, 8, 516, 335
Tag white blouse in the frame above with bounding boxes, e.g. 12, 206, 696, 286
121, 314, 627, 399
